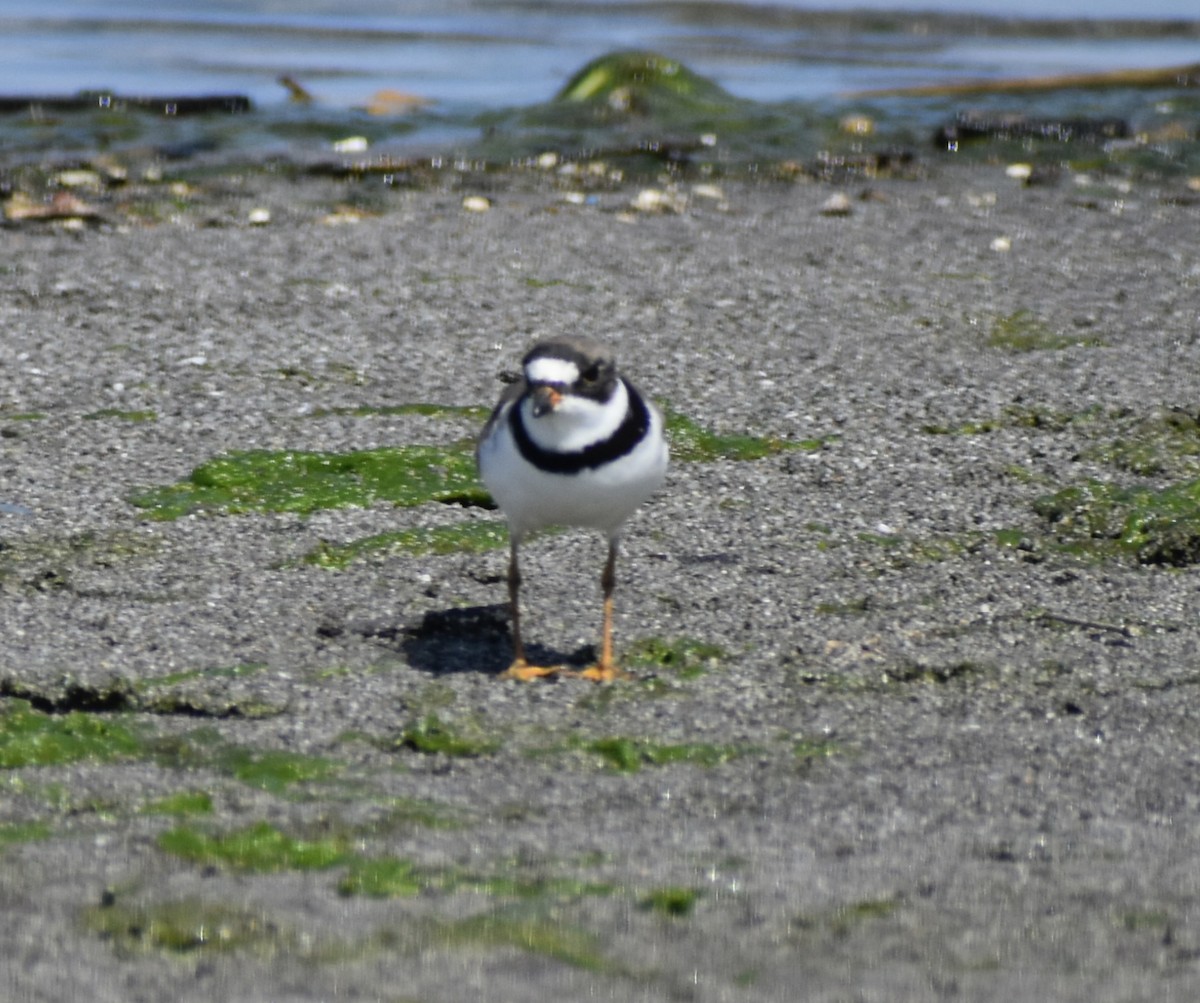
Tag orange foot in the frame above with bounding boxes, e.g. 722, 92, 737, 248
500, 659, 564, 682
574, 663, 631, 683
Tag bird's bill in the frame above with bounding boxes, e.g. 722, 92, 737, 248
531, 385, 564, 417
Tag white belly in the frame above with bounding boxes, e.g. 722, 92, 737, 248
479, 404, 668, 539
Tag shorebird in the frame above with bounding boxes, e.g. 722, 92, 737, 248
477, 337, 668, 681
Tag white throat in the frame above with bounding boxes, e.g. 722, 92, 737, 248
521, 378, 629, 453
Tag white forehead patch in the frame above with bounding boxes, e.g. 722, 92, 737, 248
525, 357, 580, 386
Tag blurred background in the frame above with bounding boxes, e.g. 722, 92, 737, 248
2, 1, 1197, 108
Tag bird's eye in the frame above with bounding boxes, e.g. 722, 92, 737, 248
580, 363, 601, 384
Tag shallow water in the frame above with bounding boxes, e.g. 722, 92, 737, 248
1, 2, 1198, 174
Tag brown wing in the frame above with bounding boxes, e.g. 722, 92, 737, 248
476, 376, 527, 466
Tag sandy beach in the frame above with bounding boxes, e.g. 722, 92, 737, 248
2, 160, 1200, 1001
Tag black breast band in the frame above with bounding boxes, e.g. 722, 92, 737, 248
510, 380, 650, 474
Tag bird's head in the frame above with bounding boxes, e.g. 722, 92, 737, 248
522, 339, 619, 420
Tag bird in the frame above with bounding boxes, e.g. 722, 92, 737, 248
477, 336, 668, 682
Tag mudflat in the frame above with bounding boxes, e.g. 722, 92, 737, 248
2, 162, 1200, 1001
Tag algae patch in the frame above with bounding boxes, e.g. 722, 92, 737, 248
141, 790, 214, 817
129, 444, 488, 520
147, 727, 344, 796
127, 405, 825, 526
665, 410, 825, 463
1086, 408, 1200, 480
626, 636, 724, 679
159, 821, 352, 872
1034, 477, 1200, 565
0, 820, 53, 847
304, 520, 508, 569
82, 408, 157, 423
558, 51, 734, 108
395, 713, 501, 758
639, 886, 701, 917
337, 857, 615, 901
137, 662, 268, 691
84, 897, 292, 957
582, 736, 750, 772
432, 910, 611, 973
985, 310, 1102, 352
0, 699, 145, 768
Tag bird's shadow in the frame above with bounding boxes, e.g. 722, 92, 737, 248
399, 604, 594, 676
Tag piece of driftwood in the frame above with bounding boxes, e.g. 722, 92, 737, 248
853, 62, 1200, 98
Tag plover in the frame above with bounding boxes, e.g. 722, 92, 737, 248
477, 337, 668, 681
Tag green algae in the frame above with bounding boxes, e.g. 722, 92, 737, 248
792, 738, 840, 763
792, 896, 903, 939
149, 728, 343, 795
666, 410, 824, 463
1087, 408, 1200, 479
0, 529, 161, 594
127, 405, 829, 525
159, 821, 352, 872
338, 857, 615, 901
211, 746, 342, 794
131, 661, 285, 719
377, 795, 469, 831
396, 713, 501, 758
0, 699, 145, 768
337, 857, 424, 897
435, 910, 611, 972
557, 50, 736, 112
626, 636, 724, 679
828, 897, 902, 935
83, 893, 612, 973
140, 790, 214, 817
639, 886, 701, 917
0, 820, 53, 846
1034, 477, 1200, 565
585, 736, 749, 772
137, 662, 267, 690
129, 444, 488, 520
82, 408, 157, 423
986, 310, 1102, 352
304, 520, 508, 569
920, 403, 1093, 436
83, 897, 292, 957
850, 529, 999, 569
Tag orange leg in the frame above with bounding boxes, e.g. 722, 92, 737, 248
500, 537, 560, 681
578, 541, 629, 683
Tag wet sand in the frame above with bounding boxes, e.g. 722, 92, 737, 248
2, 162, 1200, 1001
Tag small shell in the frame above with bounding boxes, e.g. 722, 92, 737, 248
332, 136, 369, 153
819, 192, 853, 216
